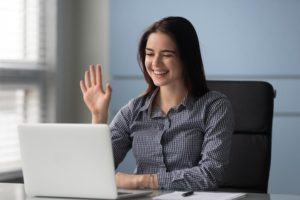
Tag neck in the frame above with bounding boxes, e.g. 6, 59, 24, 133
155, 84, 187, 113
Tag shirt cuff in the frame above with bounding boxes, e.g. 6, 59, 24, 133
157, 169, 185, 189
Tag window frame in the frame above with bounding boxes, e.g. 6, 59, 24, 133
0, 0, 57, 181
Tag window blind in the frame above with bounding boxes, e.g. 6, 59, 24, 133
0, 0, 45, 66
0, 0, 45, 173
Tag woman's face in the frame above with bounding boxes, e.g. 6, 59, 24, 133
145, 32, 184, 88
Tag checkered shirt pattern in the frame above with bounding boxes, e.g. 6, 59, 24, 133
109, 88, 234, 191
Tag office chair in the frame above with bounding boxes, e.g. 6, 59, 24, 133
207, 80, 275, 193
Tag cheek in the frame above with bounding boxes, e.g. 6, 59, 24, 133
144, 59, 151, 69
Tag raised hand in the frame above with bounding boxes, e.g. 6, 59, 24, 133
80, 64, 112, 123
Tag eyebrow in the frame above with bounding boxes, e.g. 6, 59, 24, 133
145, 48, 176, 54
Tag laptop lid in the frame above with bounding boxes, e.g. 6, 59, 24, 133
18, 123, 151, 199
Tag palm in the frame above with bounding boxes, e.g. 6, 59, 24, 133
80, 64, 112, 123
83, 84, 110, 115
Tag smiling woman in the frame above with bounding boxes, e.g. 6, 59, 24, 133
144, 32, 184, 95
80, 16, 234, 191
138, 17, 208, 98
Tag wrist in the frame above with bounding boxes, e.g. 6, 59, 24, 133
138, 174, 158, 189
149, 174, 158, 189
92, 113, 108, 124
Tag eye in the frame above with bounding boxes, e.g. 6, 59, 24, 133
145, 52, 154, 56
163, 54, 173, 57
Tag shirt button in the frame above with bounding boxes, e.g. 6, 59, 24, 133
164, 118, 170, 130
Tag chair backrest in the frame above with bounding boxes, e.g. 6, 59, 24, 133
207, 80, 275, 193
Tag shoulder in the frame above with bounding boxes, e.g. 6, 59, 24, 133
192, 91, 234, 132
192, 90, 233, 122
110, 93, 152, 128
195, 90, 231, 108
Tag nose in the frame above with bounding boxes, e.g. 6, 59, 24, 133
152, 55, 161, 67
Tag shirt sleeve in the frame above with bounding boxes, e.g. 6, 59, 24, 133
109, 102, 133, 169
157, 97, 234, 191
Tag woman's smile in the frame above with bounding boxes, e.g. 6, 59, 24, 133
145, 32, 184, 87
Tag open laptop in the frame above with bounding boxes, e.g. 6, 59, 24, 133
18, 123, 152, 199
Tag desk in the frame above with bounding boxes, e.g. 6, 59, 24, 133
1, 183, 299, 200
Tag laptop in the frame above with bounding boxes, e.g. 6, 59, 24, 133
18, 123, 152, 199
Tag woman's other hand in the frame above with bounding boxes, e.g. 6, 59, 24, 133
80, 64, 112, 123
115, 172, 158, 190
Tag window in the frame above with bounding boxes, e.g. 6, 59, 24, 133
0, 0, 46, 174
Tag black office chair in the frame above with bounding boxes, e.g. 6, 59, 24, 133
207, 80, 275, 193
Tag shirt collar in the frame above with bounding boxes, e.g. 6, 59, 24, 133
139, 87, 159, 112
139, 88, 196, 115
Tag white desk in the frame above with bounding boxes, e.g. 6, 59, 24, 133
1, 183, 299, 200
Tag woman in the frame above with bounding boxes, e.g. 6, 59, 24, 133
80, 16, 234, 191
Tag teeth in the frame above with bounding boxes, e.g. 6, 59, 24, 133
153, 70, 167, 75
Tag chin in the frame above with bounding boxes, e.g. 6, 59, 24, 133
153, 81, 168, 87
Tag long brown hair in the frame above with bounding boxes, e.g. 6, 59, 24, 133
138, 16, 208, 98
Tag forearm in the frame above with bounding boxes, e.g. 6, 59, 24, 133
158, 165, 220, 191
115, 172, 159, 190
157, 132, 231, 191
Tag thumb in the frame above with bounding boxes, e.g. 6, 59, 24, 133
105, 83, 112, 99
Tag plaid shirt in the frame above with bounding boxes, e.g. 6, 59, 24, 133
110, 88, 234, 191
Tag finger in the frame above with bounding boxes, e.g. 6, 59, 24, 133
96, 64, 102, 86
96, 64, 104, 91
89, 64, 96, 85
84, 70, 91, 88
79, 80, 87, 93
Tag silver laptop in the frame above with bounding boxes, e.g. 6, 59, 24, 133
18, 123, 152, 199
